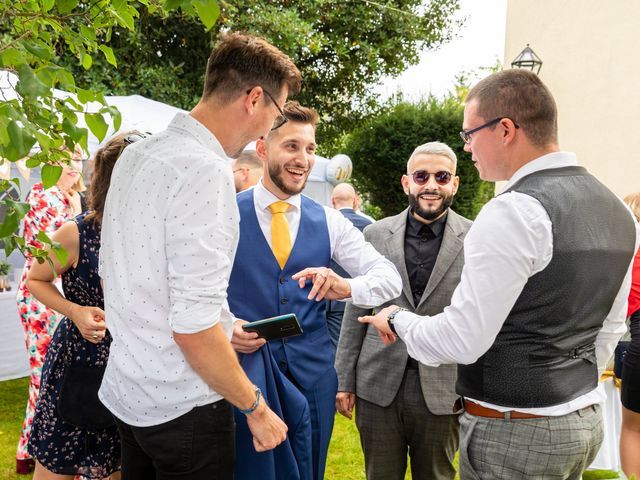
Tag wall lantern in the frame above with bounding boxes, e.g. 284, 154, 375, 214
511, 44, 543, 74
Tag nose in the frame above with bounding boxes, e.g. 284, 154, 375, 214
463, 142, 471, 153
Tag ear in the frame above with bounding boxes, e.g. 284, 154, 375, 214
500, 118, 518, 145
244, 86, 264, 115
451, 175, 460, 196
401, 174, 410, 195
256, 138, 268, 164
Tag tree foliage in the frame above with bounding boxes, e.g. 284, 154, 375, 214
345, 96, 494, 220
0, 0, 218, 258
62, 0, 462, 151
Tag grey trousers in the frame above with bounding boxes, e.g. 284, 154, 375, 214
355, 368, 459, 480
458, 404, 603, 480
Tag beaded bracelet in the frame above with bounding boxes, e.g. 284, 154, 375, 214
239, 386, 262, 415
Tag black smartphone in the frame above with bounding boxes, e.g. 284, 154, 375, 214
241, 313, 303, 341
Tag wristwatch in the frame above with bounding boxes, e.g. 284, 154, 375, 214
387, 307, 406, 334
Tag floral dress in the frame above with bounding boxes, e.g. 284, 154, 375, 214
27, 213, 119, 477
15, 183, 73, 460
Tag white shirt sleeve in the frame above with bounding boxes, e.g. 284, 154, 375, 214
324, 207, 402, 308
394, 192, 553, 366
166, 161, 239, 334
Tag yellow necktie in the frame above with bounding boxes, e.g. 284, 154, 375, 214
269, 201, 292, 269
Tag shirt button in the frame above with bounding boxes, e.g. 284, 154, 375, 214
280, 298, 288, 304
419, 263, 424, 268
279, 277, 286, 284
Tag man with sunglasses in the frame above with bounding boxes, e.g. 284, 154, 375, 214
335, 141, 471, 480
360, 69, 639, 479
227, 101, 401, 480
98, 32, 301, 479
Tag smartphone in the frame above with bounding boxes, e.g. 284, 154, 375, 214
241, 313, 303, 341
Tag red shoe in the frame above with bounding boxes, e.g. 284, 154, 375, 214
16, 458, 35, 475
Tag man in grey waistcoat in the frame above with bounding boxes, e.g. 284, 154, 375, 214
360, 69, 639, 480
335, 142, 472, 480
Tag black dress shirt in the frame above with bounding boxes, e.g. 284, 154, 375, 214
404, 211, 447, 306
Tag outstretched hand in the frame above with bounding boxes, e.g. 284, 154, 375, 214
358, 305, 400, 346
291, 267, 351, 301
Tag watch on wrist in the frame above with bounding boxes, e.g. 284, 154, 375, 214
387, 307, 406, 334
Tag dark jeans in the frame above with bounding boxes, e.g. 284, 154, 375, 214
114, 400, 235, 480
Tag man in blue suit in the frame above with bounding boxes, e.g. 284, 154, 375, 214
227, 101, 401, 480
326, 183, 373, 348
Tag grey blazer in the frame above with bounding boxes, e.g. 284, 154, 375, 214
335, 208, 472, 415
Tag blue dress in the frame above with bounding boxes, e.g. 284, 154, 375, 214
27, 213, 119, 478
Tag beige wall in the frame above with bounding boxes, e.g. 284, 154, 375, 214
505, 0, 640, 198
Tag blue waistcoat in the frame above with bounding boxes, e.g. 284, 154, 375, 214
228, 190, 333, 391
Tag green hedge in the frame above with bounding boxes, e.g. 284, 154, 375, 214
345, 97, 494, 220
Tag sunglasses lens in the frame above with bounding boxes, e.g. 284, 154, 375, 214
413, 171, 429, 185
435, 171, 452, 185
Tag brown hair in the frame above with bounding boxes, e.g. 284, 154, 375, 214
282, 101, 319, 126
203, 32, 301, 104
85, 131, 140, 225
466, 69, 558, 148
624, 192, 640, 222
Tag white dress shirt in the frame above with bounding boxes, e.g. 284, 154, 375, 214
252, 180, 401, 308
394, 151, 640, 415
99, 113, 238, 426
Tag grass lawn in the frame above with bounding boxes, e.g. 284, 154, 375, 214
0, 377, 621, 479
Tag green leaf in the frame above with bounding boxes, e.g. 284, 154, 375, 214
6, 198, 31, 218
55, 0, 79, 14
80, 25, 96, 42
98, 45, 117, 67
0, 210, 19, 237
26, 157, 41, 168
85, 113, 108, 142
42, 0, 55, 12
81, 52, 93, 70
2, 235, 17, 258
16, 64, 51, 99
3, 121, 36, 161
23, 41, 54, 61
163, 0, 183, 11
0, 48, 25, 68
193, 0, 219, 30
76, 88, 95, 104
35, 132, 52, 151
51, 242, 68, 266
104, 106, 122, 132
41, 164, 63, 189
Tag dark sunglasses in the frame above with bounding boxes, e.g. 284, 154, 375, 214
409, 170, 452, 186
124, 132, 150, 145
246, 88, 288, 131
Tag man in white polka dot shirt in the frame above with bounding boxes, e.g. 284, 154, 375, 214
99, 32, 301, 479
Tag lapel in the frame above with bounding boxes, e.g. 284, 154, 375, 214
383, 209, 416, 309
417, 210, 465, 307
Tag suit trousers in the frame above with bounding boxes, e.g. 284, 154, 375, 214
355, 368, 459, 480
458, 404, 603, 480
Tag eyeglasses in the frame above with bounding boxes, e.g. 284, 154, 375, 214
459, 117, 520, 144
124, 133, 149, 145
247, 88, 288, 131
409, 170, 452, 186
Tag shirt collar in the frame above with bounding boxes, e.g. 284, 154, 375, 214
254, 179, 301, 213
504, 151, 578, 190
406, 209, 448, 237
167, 112, 230, 164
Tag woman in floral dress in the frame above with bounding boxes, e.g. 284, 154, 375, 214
26, 132, 144, 479
15, 151, 83, 474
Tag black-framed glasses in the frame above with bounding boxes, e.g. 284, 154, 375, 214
410, 170, 452, 186
459, 117, 520, 144
247, 88, 288, 131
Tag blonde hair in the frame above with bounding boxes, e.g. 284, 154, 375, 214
624, 192, 640, 222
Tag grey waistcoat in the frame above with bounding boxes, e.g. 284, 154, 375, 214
457, 166, 636, 408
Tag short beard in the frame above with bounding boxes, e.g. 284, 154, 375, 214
408, 190, 454, 222
268, 162, 307, 196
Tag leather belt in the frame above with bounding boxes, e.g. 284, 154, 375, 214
462, 399, 546, 419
